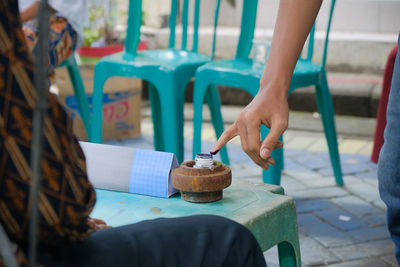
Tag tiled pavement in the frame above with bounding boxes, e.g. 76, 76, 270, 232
107, 110, 396, 267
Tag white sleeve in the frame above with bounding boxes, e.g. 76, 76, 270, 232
18, 0, 39, 12
48, 0, 89, 28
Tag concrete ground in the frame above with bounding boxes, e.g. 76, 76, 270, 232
106, 104, 396, 267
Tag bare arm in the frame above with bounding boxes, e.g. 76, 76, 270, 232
211, 0, 322, 169
20, 1, 40, 23
20, 1, 56, 23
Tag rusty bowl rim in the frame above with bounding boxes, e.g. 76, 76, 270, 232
175, 160, 224, 174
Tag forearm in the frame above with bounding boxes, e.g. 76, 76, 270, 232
20, 1, 40, 23
260, 0, 322, 97
20, 1, 57, 23
212, 0, 323, 164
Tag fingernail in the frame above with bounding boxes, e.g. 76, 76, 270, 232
268, 157, 275, 165
260, 148, 270, 159
210, 149, 220, 155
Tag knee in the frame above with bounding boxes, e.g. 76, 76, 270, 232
193, 215, 244, 230
196, 215, 257, 240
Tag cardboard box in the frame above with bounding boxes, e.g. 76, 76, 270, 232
54, 65, 142, 141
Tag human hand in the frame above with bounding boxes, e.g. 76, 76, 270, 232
210, 84, 288, 170
209, 0, 321, 170
87, 217, 112, 230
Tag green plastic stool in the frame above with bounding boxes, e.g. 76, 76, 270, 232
91, 179, 301, 267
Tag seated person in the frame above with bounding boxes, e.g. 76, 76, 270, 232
0, 1, 267, 266
19, 0, 87, 79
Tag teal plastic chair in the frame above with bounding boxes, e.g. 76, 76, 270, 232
58, 54, 91, 136
193, 0, 344, 186
91, 0, 228, 164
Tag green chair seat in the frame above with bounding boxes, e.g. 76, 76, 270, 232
197, 58, 322, 86
102, 49, 210, 69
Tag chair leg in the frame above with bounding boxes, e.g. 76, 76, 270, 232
278, 238, 301, 267
261, 126, 284, 185
258, 197, 301, 266
148, 83, 164, 151
315, 71, 344, 186
278, 241, 301, 267
154, 79, 185, 163
205, 85, 230, 165
90, 63, 109, 143
277, 199, 301, 267
66, 56, 91, 137
193, 78, 209, 159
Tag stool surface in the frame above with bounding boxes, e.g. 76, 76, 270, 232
91, 180, 292, 251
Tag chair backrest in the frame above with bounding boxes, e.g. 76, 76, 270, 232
124, 0, 221, 58
213, 0, 335, 64
212, 0, 260, 59
235, 0, 259, 59
124, 0, 142, 55
303, 0, 336, 67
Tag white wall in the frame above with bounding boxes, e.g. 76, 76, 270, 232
133, 0, 400, 72
140, 0, 400, 34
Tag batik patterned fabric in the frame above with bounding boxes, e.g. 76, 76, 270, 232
23, 14, 78, 79
0, 1, 95, 266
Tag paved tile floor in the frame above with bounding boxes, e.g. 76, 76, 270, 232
106, 113, 396, 267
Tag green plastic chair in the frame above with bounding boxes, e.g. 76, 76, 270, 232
193, 0, 344, 186
58, 54, 91, 136
90, 0, 228, 164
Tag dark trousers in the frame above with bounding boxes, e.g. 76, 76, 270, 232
42, 215, 267, 267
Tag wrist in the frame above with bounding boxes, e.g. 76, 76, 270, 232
259, 78, 289, 100
260, 66, 291, 90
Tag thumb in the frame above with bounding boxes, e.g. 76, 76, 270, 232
260, 122, 286, 159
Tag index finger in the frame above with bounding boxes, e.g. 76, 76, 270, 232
91, 218, 107, 225
210, 123, 239, 154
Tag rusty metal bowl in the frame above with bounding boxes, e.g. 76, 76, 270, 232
171, 160, 232, 203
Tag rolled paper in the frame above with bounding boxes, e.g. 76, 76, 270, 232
80, 142, 178, 198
